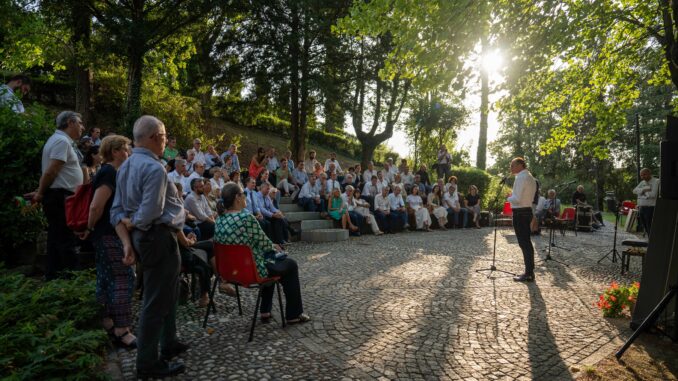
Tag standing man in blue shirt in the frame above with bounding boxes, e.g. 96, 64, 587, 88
110, 115, 188, 379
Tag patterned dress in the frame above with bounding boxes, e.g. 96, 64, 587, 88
214, 211, 276, 278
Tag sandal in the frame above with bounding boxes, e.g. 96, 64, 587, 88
286, 313, 311, 325
113, 331, 137, 349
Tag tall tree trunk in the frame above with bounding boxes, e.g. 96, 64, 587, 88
298, 19, 311, 163
125, 49, 144, 136
289, 3, 302, 163
72, 2, 92, 125
360, 139, 379, 168
477, 34, 489, 170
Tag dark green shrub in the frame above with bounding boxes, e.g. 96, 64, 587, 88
0, 268, 108, 380
0, 105, 52, 255
450, 166, 493, 196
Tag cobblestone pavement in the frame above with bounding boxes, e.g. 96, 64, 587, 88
111, 224, 644, 380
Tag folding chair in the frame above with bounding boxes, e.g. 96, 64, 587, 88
556, 207, 577, 236
203, 244, 285, 342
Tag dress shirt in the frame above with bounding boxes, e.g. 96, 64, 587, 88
266, 156, 279, 172
183, 172, 202, 194
292, 168, 308, 185
391, 181, 406, 195
299, 181, 321, 199
326, 179, 341, 194
324, 159, 343, 173
535, 196, 546, 213
210, 177, 225, 190
184, 192, 213, 222
363, 169, 376, 184
194, 150, 207, 166
256, 192, 279, 218
507, 169, 537, 208
287, 159, 295, 171
167, 170, 183, 186
374, 194, 391, 212
401, 172, 414, 185
110, 147, 184, 231
205, 153, 221, 168
41, 130, 83, 192
220, 151, 240, 170
362, 182, 380, 197
543, 198, 561, 214
244, 188, 261, 215
387, 193, 405, 210
633, 177, 660, 207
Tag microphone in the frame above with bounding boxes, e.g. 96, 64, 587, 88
499, 175, 508, 185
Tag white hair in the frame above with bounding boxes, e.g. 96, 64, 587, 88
56, 111, 81, 130
132, 115, 163, 142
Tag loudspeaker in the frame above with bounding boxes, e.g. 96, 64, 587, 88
480, 211, 491, 227
661, 116, 678, 200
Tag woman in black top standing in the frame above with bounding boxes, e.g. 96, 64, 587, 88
77, 134, 136, 348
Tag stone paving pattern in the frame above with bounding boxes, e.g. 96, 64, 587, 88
110, 224, 644, 380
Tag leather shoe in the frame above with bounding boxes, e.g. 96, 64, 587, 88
136, 360, 185, 379
513, 273, 535, 282
160, 341, 190, 361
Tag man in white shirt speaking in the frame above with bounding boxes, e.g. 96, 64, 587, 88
507, 157, 537, 282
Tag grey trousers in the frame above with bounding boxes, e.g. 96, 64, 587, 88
132, 225, 181, 370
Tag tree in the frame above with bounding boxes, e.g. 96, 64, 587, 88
86, 0, 218, 134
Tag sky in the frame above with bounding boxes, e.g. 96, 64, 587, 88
385, 50, 505, 168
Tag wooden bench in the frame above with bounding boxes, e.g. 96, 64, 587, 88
621, 239, 648, 275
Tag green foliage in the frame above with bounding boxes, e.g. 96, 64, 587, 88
451, 166, 492, 197
0, 268, 108, 380
0, 105, 52, 253
596, 281, 640, 318
482, 178, 512, 212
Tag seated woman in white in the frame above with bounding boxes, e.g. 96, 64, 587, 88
406, 186, 432, 231
428, 184, 449, 230
347, 187, 383, 235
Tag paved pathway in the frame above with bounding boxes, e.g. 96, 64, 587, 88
110, 224, 643, 380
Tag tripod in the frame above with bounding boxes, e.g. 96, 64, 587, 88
476, 179, 516, 278
597, 206, 621, 264
538, 218, 569, 267
616, 285, 677, 359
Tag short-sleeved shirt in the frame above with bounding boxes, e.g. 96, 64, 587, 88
466, 194, 480, 207
163, 147, 178, 161
41, 130, 83, 192
92, 164, 117, 239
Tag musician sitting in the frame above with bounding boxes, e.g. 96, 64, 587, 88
542, 189, 561, 223
572, 185, 603, 229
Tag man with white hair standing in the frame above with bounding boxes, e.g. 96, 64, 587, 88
30, 111, 84, 280
110, 115, 187, 378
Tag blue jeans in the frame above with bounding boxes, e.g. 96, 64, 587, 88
374, 210, 391, 232
447, 207, 468, 228
512, 207, 535, 275
390, 209, 408, 229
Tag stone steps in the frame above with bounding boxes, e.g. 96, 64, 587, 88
280, 197, 348, 242
300, 228, 349, 242
279, 203, 303, 213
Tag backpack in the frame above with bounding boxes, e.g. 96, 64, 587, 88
65, 182, 93, 232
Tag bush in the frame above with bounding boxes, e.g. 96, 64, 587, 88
449, 166, 493, 201
0, 268, 108, 380
596, 281, 639, 318
0, 105, 52, 255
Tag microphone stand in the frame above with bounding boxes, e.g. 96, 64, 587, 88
476, 177, 517, 278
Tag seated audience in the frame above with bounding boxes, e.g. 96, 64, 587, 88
297, 174, 325, 212
163, 136, 179, 161
184, 178, 217, 239
325, 171, 341, 196
465, 185, 482, 229
214, 182, 310, 325
304, 150, 319, 175
283, 150, 295, 171
220, 143, 240, 170
328, 187, 360, 234
377, 170, 389, 188
209, 167, 226, 191
543, 189, 561, 220
363, 161, 377, 184
275, 158, 298, 197
390, 173, 406, 196
428, 184, 449, 230
203, 180, 218, 212
351, 188, 383, 235
388, 186, 409, 230
205, 145, 223, 169
312, 162, 324, 178
230, 169, 243, 188
292, 161, 309, 189
222, 155, 238, 175
249, 147, 268, 180
374, 186, 394, 233
361, 175, 381, 210
416, 164, 432, 193
406, 186, 432, 231
324, 152, 343, 174
257, 182, 297, 244
243, 177, 272, 236
184, 161, 206, 193
191, 138, 207, 164
443, 183, 468, 228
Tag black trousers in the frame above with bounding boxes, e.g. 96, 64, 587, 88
43, 188, 77, 280
266, 217, 289, 244
512, 208, 535, 276
132, 225, 181, 370
639, 206, 655, 237
197, 220, 215, 240
260, 258, 304, 319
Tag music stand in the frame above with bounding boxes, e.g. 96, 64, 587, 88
476, 178, 517, 278
597, 196, 621, 263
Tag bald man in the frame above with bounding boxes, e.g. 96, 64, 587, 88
633, 168, 659, 237
110, 115, 187, 378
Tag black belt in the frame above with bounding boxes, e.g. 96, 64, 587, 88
512, 207, 532, 211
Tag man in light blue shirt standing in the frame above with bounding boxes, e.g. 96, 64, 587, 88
110, 115, 187, 379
